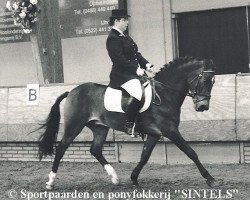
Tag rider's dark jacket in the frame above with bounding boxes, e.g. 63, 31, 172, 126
106, 28, 149, 88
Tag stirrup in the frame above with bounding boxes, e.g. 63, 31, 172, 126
130, 123, 136, 138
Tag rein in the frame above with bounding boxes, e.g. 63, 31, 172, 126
141, 76, 162, 105
141, 69, 215, 106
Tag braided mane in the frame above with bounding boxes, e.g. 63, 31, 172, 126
155, 57, 204, 77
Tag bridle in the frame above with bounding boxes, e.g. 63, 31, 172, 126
187, 70, 215, 101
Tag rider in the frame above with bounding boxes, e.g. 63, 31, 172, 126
106, 9, 154, 134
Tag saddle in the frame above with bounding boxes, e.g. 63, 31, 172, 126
104, 81, 152, 113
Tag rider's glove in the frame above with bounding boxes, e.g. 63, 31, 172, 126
146, 63, 154, 72
136, 67, 145, 76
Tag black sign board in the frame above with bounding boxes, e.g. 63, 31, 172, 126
59, 0, 118, 38
0, 0, 119, 43
0, 7, 30, 43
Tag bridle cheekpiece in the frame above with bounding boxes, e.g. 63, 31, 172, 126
187, 70, 215, 102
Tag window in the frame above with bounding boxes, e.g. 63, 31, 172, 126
177, 7, 249, 74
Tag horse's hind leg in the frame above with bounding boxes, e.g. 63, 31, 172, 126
46, 124, 85, 190
88, 124, 119, 185
131, 134, 160, 186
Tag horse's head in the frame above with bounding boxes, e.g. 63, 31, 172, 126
187, 59, 215, 112
154, 57, 215, 111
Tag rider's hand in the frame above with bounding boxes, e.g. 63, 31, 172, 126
146, 63, 154, 72
136, 67, 145, 76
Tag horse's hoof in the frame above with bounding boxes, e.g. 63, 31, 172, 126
131, 179, 139, 188
46, 184, 53, 190
132, 184, 140, 189
206, 178, 219, 188
111, 177, 119, 185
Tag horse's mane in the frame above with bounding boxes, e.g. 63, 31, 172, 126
155, 57, 204, 76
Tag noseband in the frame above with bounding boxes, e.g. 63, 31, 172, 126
187, 70, 215, 102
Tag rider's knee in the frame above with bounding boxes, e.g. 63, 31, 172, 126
121, 79, 142, 100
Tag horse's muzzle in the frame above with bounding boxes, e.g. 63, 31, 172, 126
194, 99, 210, 112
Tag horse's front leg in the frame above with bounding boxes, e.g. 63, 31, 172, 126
165, 126, 217, 187
131, 134, 160, 186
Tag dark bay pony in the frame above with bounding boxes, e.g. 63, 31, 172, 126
38, 57, 216, 189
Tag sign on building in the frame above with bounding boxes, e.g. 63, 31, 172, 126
0, 6, 30, 43
59, 0, 118, 38
26, 84, 40, 105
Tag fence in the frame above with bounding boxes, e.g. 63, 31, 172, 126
0, 74, 249, 164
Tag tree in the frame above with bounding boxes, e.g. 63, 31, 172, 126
31, 0, 64, 84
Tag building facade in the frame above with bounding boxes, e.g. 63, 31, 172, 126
0, 0, 250, 86
0, 0, 250, 164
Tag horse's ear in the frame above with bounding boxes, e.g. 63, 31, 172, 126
205, 59, 215, 70
208, 59, 216, 71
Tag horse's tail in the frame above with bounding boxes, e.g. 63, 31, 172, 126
38, 91, 69, 160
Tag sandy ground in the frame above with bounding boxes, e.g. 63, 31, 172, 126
0, 161, 249, 200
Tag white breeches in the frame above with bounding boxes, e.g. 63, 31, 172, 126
121, 79, 142, 101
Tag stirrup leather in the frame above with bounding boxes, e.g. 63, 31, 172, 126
125, 122, 136, 137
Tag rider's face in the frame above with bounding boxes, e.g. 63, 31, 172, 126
115, 18, 129, 32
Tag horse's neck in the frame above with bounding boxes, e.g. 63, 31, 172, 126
154, 64, 197, 108
155, 61, 202, 90
155, 73, 187, 96
155, 79, 187, 109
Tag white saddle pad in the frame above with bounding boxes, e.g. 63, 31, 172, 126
104, 83, 152, 113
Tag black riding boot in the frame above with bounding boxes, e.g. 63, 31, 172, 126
125, 97, 141, 135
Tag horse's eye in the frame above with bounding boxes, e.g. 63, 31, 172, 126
204, 76, 215, 84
